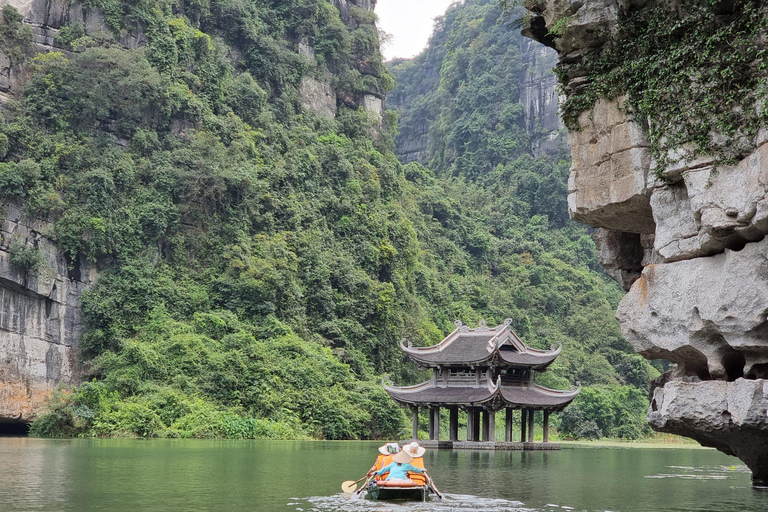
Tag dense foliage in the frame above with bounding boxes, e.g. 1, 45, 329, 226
390, 0, 562, 180
555, 0, 768, 173
0, 0, 655, 440
3, 0, 407, 439
389, 0, 657, 439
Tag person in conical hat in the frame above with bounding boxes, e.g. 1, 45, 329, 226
391, 450, 414, 464
404, 441, 425, 458
374, 450, 425, 482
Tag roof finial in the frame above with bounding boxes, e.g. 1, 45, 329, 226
504, 318, 513, 326
478, 318, 488, 331
454, 319, 463, 330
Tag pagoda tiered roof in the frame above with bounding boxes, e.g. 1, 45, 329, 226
383, 376, 580, 412
400, 319, 561, 370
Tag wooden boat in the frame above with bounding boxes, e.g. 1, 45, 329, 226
364, 479, 431, 501
355, 444, 441, 501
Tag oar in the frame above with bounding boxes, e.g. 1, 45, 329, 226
353, 474, 374, 497
341, 474, 368, 493
424, 471, 444, 500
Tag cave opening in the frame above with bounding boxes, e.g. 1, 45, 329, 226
746, 363, 768, 380
721, 350, 746, 381
0, 418, 30, 437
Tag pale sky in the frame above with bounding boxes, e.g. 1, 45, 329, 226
376, 0, 459, 61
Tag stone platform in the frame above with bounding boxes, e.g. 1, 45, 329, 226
412, 440, 561, 451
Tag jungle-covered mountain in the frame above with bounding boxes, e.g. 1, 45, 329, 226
387, 0, 661, 439
0, 0, 654, 440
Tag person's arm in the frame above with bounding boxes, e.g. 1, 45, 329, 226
375, 462, 394, 476
405, 463, 424, 473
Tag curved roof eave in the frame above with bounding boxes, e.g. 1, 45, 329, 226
383, 378, 580, 410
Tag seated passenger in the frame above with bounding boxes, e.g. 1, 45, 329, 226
367, 443, 400, 476
403, 441, 426, 459
374, 450, 425, 482
402, 442, 427, 485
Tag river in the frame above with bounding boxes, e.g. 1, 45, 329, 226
1, 438, 766, 511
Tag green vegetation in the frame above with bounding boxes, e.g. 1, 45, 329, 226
8, 238, 44, 276
6, 0, 404, 440
555, 0, 768, 173
389, 0, 657, 440
0, 0, 654, 440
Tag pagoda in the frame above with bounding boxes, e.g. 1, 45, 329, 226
384, 319, 580, 445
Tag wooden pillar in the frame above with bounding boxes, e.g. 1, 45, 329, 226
429, 407, 440, 440
543, 410, 550, 443
481, 409, 489, 441
487, 410, 496, 442
527, 408, 535, 443
449, 407, 459, 441
472, 407, 481, 441
520, 409, 527, 442
505, 408, 513, 442
466, 408, 475, 441
412, 406, 419, 440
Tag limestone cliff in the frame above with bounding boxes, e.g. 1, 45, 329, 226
523, 0, 768, 485
0, 204, 95, 423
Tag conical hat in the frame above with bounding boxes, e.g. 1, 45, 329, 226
391, 450, 414, 464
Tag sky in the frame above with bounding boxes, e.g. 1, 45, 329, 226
375, 0, 458, 61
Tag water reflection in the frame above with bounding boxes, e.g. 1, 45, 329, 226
2, 439, 767, 512
0, 438, 72, 511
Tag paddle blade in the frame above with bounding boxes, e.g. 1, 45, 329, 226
341, 481, 358, 493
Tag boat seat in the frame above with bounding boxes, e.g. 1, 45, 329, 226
407, 457, 427, 485
376, 480, 422, 488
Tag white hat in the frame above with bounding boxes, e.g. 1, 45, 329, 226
378, 442, 400, 455
404, 441, 425, 457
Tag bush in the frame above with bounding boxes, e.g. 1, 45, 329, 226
8, 240, 44, 276
558, 386, 652, 440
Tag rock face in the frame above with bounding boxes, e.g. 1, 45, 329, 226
618, 240, 768, 381
518, 38, 563, 157
649, 379, 768, 486
4, 0, 146, 53
0, 204, 95, 422
523, 0, 768, 485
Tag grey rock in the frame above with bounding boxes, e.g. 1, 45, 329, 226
567, 97, 655, 234
0, 203, 92, 421
330, 0, 376, 24
361, 93, 382, 118
299, 74, 338, 119
648, 378, 768, 485
519, 39, 565, 157
618, 238, 768, 381
651, 141, 768, 262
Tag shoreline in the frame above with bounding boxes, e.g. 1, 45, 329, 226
560, 438, 707, 450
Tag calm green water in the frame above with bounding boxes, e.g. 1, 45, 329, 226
1, 438, 766, 511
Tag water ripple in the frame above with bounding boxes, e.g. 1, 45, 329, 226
298, 493, 535, 511
644, 463, 750, 481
